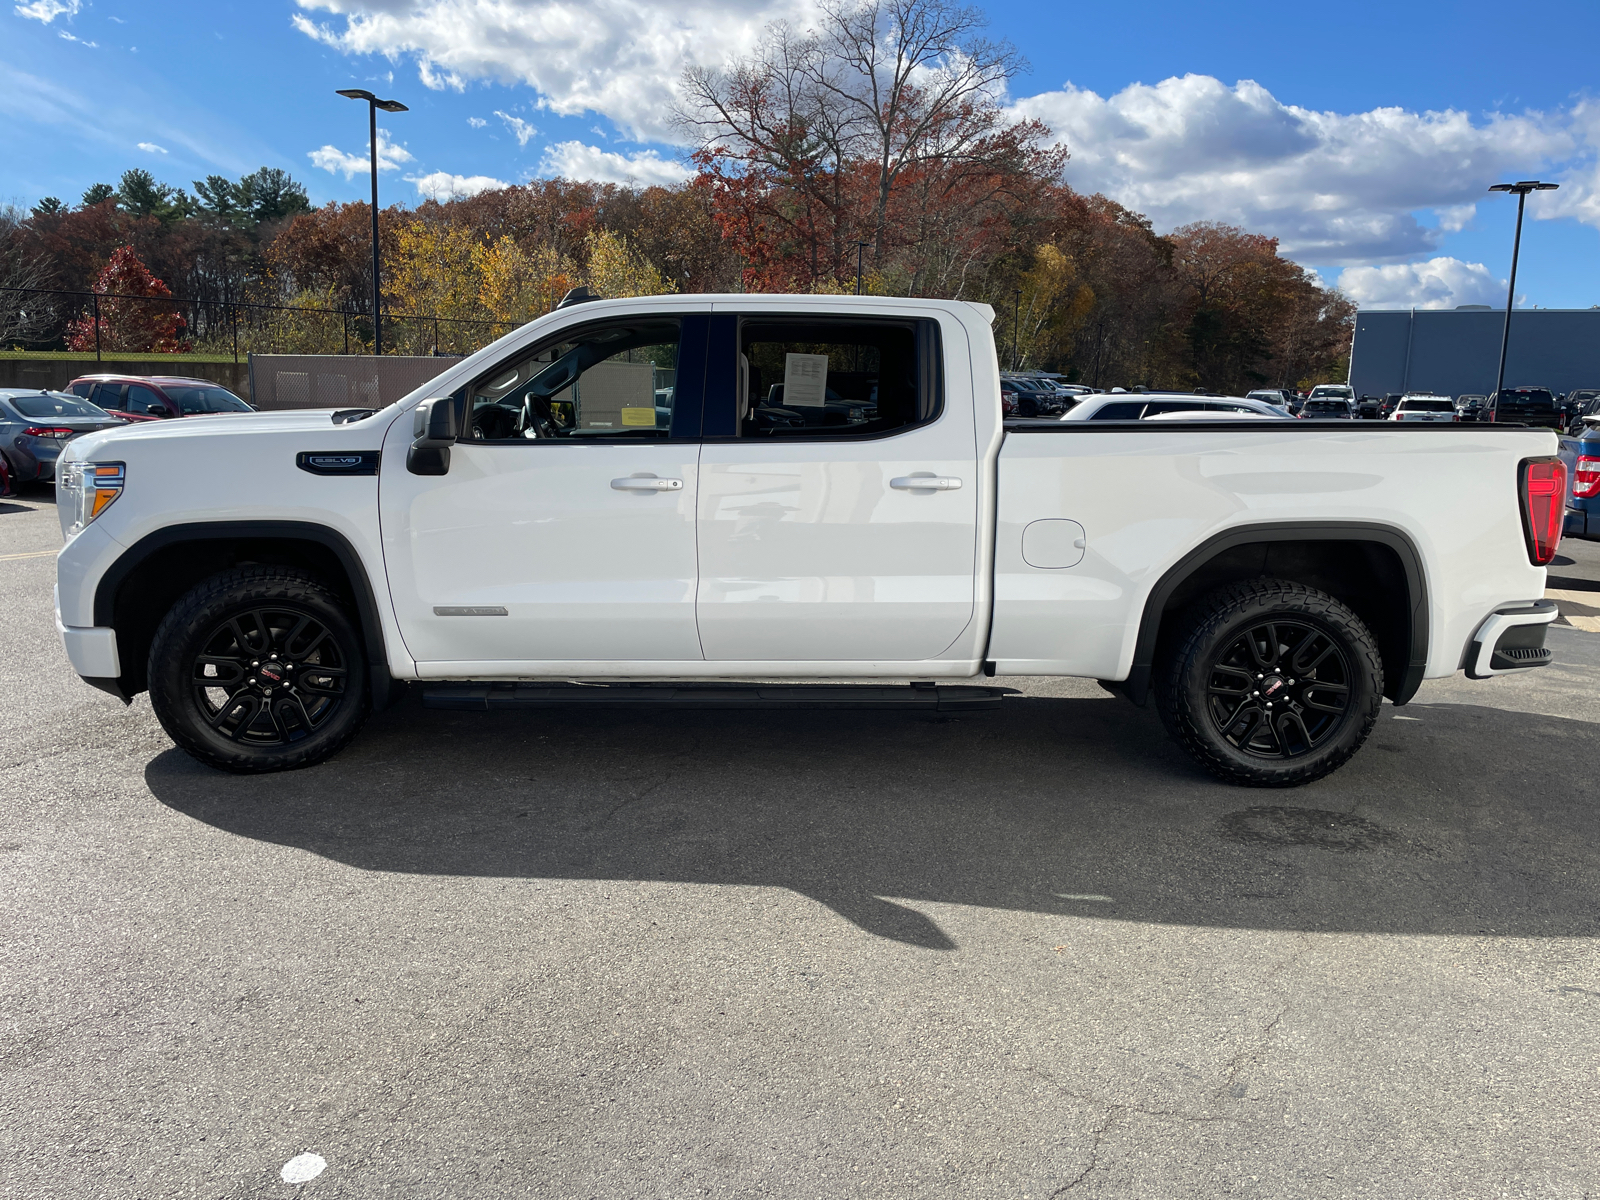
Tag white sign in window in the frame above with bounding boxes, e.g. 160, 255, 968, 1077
783, 352, 829, 407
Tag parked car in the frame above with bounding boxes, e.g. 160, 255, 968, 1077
55, 293, 1562, 789
1456, 393, 1489, 421
1299, 398, 1356, 419
1000, 375, 1070, 416
1356, 395, 1384, 419
1059, 392, 1294, 421
1245, 389, 1296, 410
66, 375, 253, 421
1565, 389, 1600, 436
1560, 426, 1600, 541
1306, 383, 1355, 404
1389, 394, 1458, 423
1488, 386, 1565, 429
0, 389, 127, 485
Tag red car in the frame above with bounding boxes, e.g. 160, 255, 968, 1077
66, 374, 254, 421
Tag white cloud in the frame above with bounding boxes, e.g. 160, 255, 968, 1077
467, 116, 487, 128
1012, 75, 1575, 264
15, 0, 79, 21
538, 141, 692, 186
408, 171, 510, 200
137, 141, 168, 154
308, 130, 414, 179
291, 0, 810, 141
494, 110, 536, 148
1337, 257, 1509, 310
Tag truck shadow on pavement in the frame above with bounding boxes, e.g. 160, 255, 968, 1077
144, 692, 1600, 949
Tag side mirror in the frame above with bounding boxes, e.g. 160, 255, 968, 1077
146, 403, 168, 417
407, 397, 457, 476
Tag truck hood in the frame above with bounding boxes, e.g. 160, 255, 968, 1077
62, 407, 395, 461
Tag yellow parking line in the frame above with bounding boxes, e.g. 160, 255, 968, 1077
0, 549, 56, 561
1566, 614, 1600, 633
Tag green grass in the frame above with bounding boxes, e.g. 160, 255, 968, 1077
0, 350, 244, 363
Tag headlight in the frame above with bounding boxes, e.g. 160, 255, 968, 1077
58, 460, 124, 540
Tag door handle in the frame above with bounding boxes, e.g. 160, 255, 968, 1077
890, 475, 963, 491
611, 476, 684, 491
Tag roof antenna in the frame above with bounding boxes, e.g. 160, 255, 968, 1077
555, 286, 600, 309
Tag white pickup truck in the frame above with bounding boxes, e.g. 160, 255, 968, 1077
53, 294, 1568, 786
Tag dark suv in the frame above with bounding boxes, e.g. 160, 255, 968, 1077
1565, 389, 1600, 435
66, 374, 253, 421
1488, 386, 1563, 429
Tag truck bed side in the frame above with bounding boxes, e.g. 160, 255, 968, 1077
990, 423, 1557, 690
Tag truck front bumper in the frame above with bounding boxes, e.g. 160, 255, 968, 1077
1465, 599, 1558, 679
54, 585, 125, 698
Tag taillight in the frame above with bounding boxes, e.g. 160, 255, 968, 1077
1576, 455, 1600, 499
1519, 457, 1566, 565
22, 426, 75, 438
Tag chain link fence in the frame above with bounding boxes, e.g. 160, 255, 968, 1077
0, 284, 518, 361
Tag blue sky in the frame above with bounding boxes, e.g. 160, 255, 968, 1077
5, 0, 1600, 310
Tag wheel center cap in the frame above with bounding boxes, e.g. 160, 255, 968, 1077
1260, 674, 1288, 700
258, 666, 283, 683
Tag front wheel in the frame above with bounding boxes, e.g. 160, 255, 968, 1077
1155, 579, 1384, 787
148, 567, 370, 773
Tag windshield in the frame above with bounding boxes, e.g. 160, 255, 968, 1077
1499, 389, 1554, 406
10, 392, 109, 419
162, 385, 251, 414
1309, 386, 1351, 398
1401, 398, 1454, 412
1306, 401, 1347, 411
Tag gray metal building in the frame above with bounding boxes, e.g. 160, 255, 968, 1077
1348, 307, 1600, 398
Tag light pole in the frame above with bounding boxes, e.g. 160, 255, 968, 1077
1012, 288, 1021, 370
1488, 179, 1558, 403
854, 240, 871, 295
337, 88, 408, 356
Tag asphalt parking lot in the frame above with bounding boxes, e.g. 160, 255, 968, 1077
5, 488, 1600, 1199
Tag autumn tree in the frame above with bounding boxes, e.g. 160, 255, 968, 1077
0, 205, 60, 345
65, 245, 189, 352
679, 0, 1063, 292
582, 229, 676, 299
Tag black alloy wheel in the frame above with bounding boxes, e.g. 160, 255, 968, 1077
191, 606, 350, 745
1155, 578, 1384, 787
1203, 619, 1351, 758
148, 566, 370, 773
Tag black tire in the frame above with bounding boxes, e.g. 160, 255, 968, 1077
148, 566, 369, 773
1155, 578, 1383, 787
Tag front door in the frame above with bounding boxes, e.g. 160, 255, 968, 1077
695, 311, 980, 663
379, 313, 706, 668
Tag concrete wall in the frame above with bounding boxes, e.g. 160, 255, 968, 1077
247, 354, 462, 410
0, 358, 251, 399
1350, 308, 1600, 398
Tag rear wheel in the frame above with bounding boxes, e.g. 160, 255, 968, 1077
1155, 578, 1383, 787
148, 567, 369, 773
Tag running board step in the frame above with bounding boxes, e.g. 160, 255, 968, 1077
421, 681, 1013, 712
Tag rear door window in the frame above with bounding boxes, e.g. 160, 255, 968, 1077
91, 383, 126, 411
735, 317, 940, 438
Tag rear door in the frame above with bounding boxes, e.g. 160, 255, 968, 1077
694, 309, 980, 663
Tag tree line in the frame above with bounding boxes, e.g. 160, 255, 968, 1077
1, 0, 1353, 391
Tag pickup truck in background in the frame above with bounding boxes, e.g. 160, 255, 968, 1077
54, 294, 1566, 787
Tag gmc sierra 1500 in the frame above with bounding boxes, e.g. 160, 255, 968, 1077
54, 293, 1565, 786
